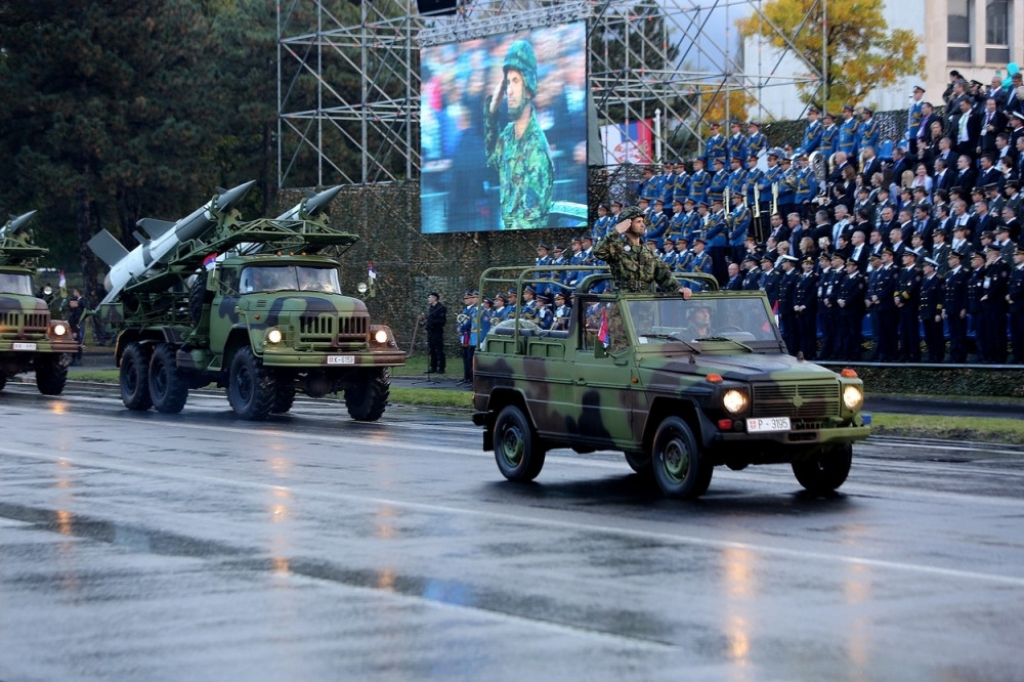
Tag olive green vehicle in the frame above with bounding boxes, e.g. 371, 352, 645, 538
92, 207, 404, 421
0, 211, 78, 395
472, 266, 871, 499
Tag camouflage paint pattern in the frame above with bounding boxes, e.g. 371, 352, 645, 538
473, 265, 869, 470
484, 108, 554, 230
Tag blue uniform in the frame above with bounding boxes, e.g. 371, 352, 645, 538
670, 171, 690, 205
907, 100, 925, 142
795, 166, 819, 206
728, 133, 748, 164
647, 210, 669, 246
821, 124, 839, 156
857, 117, 880, 154
838, 116, 858, 156
744, 167, 765, 206
728, 205, 751, 249
640, 175, 663, 201
802, 119, 822, 154
592, 214, 612, 238
709, 169, 730, 204
667, 211, 687, 240
657, 171, 675, 205
747, 131, 768, 159
705, 133, 727, 167
688, 169, 710, 205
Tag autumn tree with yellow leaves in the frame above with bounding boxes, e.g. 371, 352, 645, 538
736, 0, 924, 113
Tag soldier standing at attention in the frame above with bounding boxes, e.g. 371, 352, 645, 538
942, 251, 969, 362
423, 292, 447, 375
918, 257, 945, 362
1007, 248, 1024, 363
484, 39, 553, 230
895, 249, 923, 362
457, 291, 479, 384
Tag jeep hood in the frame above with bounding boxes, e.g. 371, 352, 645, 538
643, 353, 839, 384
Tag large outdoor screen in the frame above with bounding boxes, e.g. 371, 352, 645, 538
420, 22, 588, 234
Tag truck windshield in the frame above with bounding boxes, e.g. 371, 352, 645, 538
239, 266, 341, 294
626, 297, 781, 345
0, 273, 34, 296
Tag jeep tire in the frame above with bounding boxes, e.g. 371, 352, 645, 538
345, 368, 389, 422
35, 353, 68, 396
493, 405, 546, 482
792, 443, 852, 494
651, 416, 713, 499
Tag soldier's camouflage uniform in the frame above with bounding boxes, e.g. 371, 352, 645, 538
593, 232, 680, 350
484, 109, 553, 230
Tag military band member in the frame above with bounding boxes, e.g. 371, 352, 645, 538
709, 158, 729, 204
667, 199, 687, 240
592, 203, 612, 239
907, 84, 927, 155
457, 290, 479, 383
777, 156, 797, 219
661, 237, 680, 269
705, 122, 727, 167
728, 120, 747, 164
639, 166, 662, 202
727, 156, 746, 197
533, 292, 554, 330
728, 192, 751, 266
838, 104, 859, 159
747, 121, 768, 161
802, 107, 822, 154
857, 106, 880, 155
795, 153, 819, 219
821, 112, 840, 156
688, 237, 712, 276
675, 236, 694, 274
918, 257, 945, 362
671, 161, 691, 206
552, 291, 572, 331
688, 158, 710, 206
743, 154, 764, 207
705, 199, 729, 283
647, 198, 669, 247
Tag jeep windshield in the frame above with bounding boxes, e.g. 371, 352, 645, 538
626, 296, 783, 349
0, 272, 34, 296
239, 265, 341, 294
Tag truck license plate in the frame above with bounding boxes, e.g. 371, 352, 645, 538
12, 342, 37, 351
326, 355, 355, 365
746, 417, 791, 432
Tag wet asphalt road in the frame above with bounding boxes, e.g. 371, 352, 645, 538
1, 383, 1023, 682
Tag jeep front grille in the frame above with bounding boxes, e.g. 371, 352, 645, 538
300, 314, 334, 337
0, 311, 49, 334
751, 382, 840, 419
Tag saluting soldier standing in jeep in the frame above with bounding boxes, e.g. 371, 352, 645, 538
593, 206, 693, 350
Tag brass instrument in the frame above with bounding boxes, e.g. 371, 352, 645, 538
457, 312, 470, 324
771, 182, 779, 216
753, 184, 761, 218
724, 187, 731, 217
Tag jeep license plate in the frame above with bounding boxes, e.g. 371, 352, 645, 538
12, 342, 37, 351
746, 417, 791, 433
326, 355, 355, 365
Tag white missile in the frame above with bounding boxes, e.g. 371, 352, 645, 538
231, 186, 344, 256
0, 210, 38, 240
89, 180, 255, 304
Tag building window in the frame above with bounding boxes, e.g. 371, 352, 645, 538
985, 0, 1010, 63
948, 0, 973, 62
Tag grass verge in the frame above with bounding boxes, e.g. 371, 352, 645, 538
869, 413, 1024, 445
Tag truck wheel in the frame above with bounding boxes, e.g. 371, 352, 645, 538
493, 405, 546, 482
651, 417, 712, 499
228, 346, 276, 421
345, 368, 389, 421
120, 343, 153, 411
35, 354, 68, 396
271, 374, 296, 414
149, 343, 188, 414
624, 450, 652, 475
792, 443, 853, 494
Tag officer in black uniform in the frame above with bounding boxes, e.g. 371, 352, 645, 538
895, 249, 923, 362
742, 255, 762, 290
1007, 248, 1024, 363
918, 257, 945, 362
836, 257, 866, 360
760, 256, 781, 310
979, 248, 1009, 363
942, 251, 970, 362
967, 253, 988, 361
423, 292, 447, 374
794, 256, 819, 359
871, 249, 900, 362
777, 254, 800, 355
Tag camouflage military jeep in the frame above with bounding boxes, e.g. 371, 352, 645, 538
472, 266, 871, 499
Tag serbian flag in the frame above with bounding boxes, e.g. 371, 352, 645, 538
597, 308, 609, 346
203, 253, 218, 271
368, 262, 377, 280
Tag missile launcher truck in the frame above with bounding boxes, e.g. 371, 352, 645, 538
89, 185, 405, 421
0, 211, 79, 395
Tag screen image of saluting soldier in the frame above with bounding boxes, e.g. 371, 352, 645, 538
484, 39, 554, 230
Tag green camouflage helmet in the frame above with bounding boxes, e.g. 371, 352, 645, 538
618, 206, 644, 222
504, 40, 538, 95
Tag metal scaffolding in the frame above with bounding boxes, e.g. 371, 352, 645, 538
277, 0, 826, 189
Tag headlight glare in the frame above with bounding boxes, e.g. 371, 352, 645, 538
722, 389, 748, 414
374, 329, 389, 344
266, 328, 283, 344
843, 385, 863, 410
52, 323, 67, 337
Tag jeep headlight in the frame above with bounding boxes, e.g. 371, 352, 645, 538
373, 329, 389, 344
843, 385, 863, 410
52, 323, 68, 337
266, 328, 283, 344
722, 389, 748, 415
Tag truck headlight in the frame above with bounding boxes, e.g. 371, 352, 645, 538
373, 329, 389, 344
52, 323, 68, 337
722, 389, 748, 414
266, 328, 283, 344
843, 385, 863, 410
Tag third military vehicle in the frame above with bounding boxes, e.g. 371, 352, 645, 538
0, 211, 78, 395
89, 183, 404, 421
472, 266, 870, 499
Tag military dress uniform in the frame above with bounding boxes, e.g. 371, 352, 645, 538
857, 111, 881, 154
705, 131, 727, 168
838, 109, 859, 158
817, 264, 839, 359
1007, 256, 1024, 362
794, 265, 820, 359
918, 268, 945, 362
821, 121, 840, 156
979, 257, 1010, 363
688, 167, 710, 206
777, 263, 800, 355
895, 262, 923, 361
760, 260, 782, 311
943, 262, 970, 362
836, 264, 867, 360
802, 116, 822, 154
869, 261, 899, 361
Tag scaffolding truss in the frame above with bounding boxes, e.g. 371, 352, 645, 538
277, 0, 827, 189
